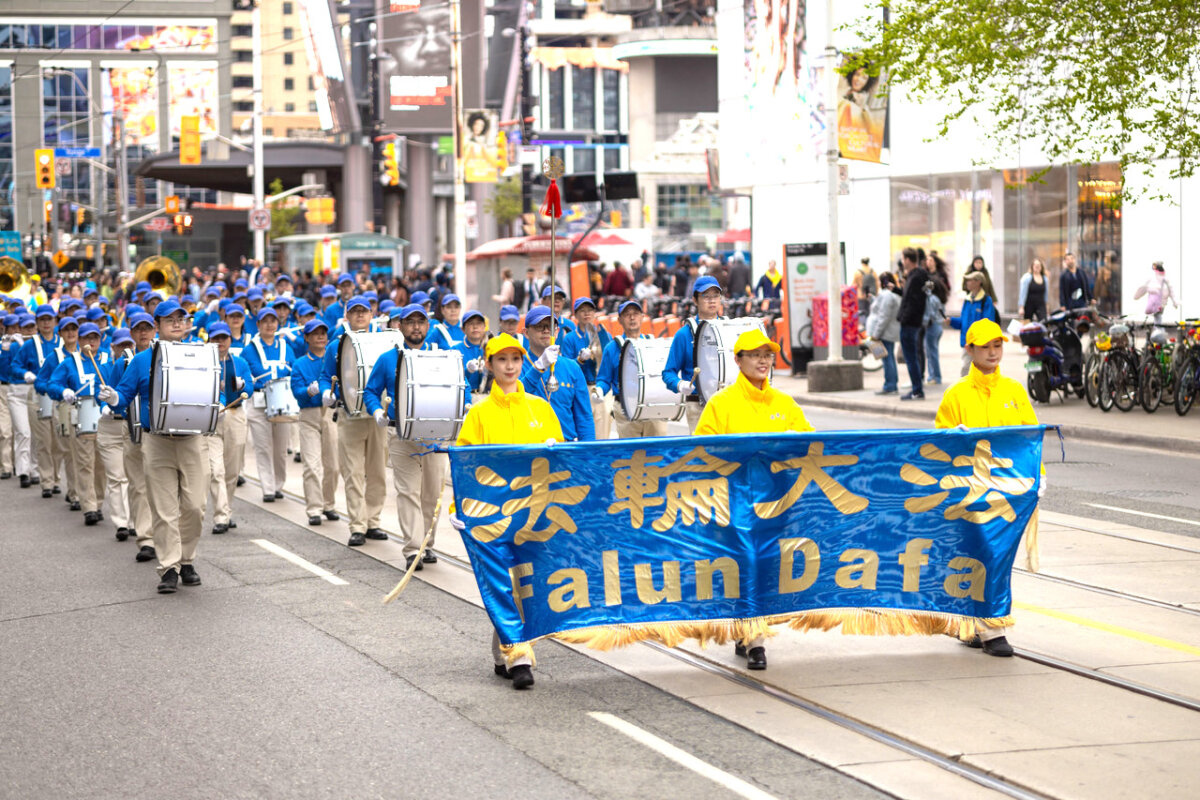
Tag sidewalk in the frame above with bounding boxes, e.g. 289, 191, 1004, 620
776, 329, 1200, 455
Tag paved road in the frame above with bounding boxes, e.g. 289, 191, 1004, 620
0, 477, 884, 800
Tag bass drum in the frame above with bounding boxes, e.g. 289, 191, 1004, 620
126, 396, 142, 443
619, 338, 685, 422
394, 348, 466, 441
148, 341, 221, 435
693, 318, 767, 403
337, 330, 406, 416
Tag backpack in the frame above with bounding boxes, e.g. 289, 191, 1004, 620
858, 267, 878, 298
922, 283, 945, 328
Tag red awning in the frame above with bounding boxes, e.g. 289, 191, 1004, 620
467, 235, 598, 262
716, 228, 751, 244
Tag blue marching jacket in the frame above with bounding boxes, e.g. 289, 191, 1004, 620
520, 353, 595, 442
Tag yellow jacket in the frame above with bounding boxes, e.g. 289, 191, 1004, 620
934, 365, 1038, 428
695, 373, 814, 435
456, 381, 564, 446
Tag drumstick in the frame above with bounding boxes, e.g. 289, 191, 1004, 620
383, 494, 443, 605
220, 392, 249, 413
81, 345, 108, 389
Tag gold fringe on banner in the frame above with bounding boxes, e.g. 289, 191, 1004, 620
1024, 508, 1041, 573
498, 609, 1015, 658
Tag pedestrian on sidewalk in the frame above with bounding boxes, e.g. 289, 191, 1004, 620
953, 271, 998, 377
853, 257, 878, 320
865, 272, 901, 394
1133, 262, 1178, 324
1058, 252, 1091, 311
962, 255, 998, 305
923, 254, 949, 385
1019, 259, 1048, 321
897, 248, 929, 400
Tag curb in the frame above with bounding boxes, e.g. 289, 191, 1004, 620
792, 392, 1200, 456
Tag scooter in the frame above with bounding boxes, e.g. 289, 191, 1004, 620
1020, 308, 1090, 403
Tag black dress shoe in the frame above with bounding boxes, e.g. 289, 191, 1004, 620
0, 472, 11, 479
52, 486, 61, 494
136, 545, 157, 562
84, 511, 99, 526
293, 452, 301, 463
981, 636, 1014, 657
964, 634, 983, 649
494, 663, 512, 679
509, 665, 534, 690
179, 564, 201, 586
69, 501, 81, 512
364, 528, 388, 540
747, 647, 767, 670
41, 488, 52, 499
19, 475, 30, 488
308, 515, 322, 526
262, 495, 275, 503
236, 475, 246, 487
157, 568, 178, 594
323, 510, 339, 521
128, 528, 137, 540
274, 490, 283, 499
734, 642, 747, 658
227, 521, 237, 529
348, 532, 366, 547
212, 523, 229, 535
421, 551, 438, 564
115, 527, 129, 542
30, 475, 40, 484
899, 391, 925, 401
96, 511, 104, 521
405, 554, 424, 572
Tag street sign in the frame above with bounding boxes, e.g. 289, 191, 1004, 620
249, 207, 271, 231
54, 147, 101, 159
52, 250, 69, 268
0, 231, 21, 261
145, 217, 173, 232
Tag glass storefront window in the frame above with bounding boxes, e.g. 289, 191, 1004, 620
572, 65, 595, 131
657, 184, 722, 231
42, 67, 92, 205
0, 22, 217, 52
0, 66, 12, 231
1077, 163, 1122, 315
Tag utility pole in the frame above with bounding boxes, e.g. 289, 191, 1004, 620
252, 0, 266, 265
449, 0, 466, 297
824, 0, 841, 363
115, 110, 130, 271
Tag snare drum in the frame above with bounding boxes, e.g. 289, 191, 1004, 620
337, 330, 406, 416
127, 396, 143, 443
53, 401, 76, 437
37, 391, 53, 419
76, 396, 101, 435
148, 341, 221, 435
693, 318, 767, 403
264, 377, 300, 422
393, 348, 466, 441
619, 338, 685, 422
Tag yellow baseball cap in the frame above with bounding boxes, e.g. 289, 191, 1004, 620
965, 318, 1008, 346
485, 332, 527, 360
734, 327, 780, 355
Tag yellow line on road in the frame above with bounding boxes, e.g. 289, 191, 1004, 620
1014, 601, 1200, 657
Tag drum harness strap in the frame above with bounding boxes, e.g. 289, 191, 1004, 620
251, 336, 287, 384
434, 322, 453, 350
69, 350, 106, 398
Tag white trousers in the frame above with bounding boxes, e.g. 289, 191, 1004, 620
0, 384, 12, 474
96, 416, 129, 529
5, 384, 32, 477
246, 403, 288, 495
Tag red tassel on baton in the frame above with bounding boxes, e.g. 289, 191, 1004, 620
540, 179, 562, 219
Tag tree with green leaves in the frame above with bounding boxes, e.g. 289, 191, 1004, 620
484, 175, 522, 233
848, 1, 1200, 198
267, 178, 301, 239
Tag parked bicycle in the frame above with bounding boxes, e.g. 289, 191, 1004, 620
1173, 320, 1200, 416
1097, 321, 1140, 412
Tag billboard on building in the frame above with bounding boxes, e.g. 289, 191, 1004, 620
107, 67, 159, 148
463, 109, 501, 183
168, 63, 218, 136
379, 0, 484, 133
300, 0, 360, 133
837, 55, 887, 163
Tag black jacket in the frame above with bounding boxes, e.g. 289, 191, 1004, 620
898, 267, 929, 327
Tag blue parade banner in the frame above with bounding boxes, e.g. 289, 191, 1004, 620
449, 427, 1045, 649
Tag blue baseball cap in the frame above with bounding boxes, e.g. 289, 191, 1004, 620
541, 285, 566, 298
246, 288, 264, 301
320, 285, 337, 298
257, 307, 278, 322
379, 299, 396, 314
207, 322, 232, 339
410, 290, 430, 306
143, 292, 163, 304
96, 296, 109, 306
336, 273, 354, 285
154, 299, 184, 319
345, 297, 371, 312
271, 294, 292, 307
72, 309, 88, 321
234, 278, 248, 289
275, 274, 292, 285
224, 304, 246, 318
462, 309, 485, 325
295, 302, 315, 317
85, 307, 106, 321
440, 293, 461, 306
499, 304, 519, 321
78, 322, 101, 338
204, 286, 220, 298
83, 286, 98, 298
303, 319, 329, 335
2, 314, 18, 326
693, 275, 721, 296
399, 303, 429, 320
362, 291, 378, 302
217, 298, 232, 311
618, 300, 643, 314
180, 294, 197, 306
573, 297, 596, 311
35, 305, 56, 319
525, 306, 553, 327
111, 328, 133, 347
124, 303, 144, 318
387, 306, 408, 320
128, 312, 156, 329
57, 317, 79, 331
18, 315, 36, 327
135, 280, 152, 293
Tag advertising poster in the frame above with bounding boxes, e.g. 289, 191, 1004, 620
462, 109, 502, 183
168, 63, 217, 136
783, 242, 849, 353
836, 55, 887, 162
108, 67, 158, 148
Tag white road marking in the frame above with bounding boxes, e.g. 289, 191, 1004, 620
1084, 503, 1200, 527
251, 539, 349, 585
587, 712, 780, 800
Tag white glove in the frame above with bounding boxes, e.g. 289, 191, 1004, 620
577, 349, 593, 362
1037, 477, 1046, 499
591, 386, 604, 401
677, 380, 693, 396
534, 345, 560, 371
955, 424, 969, 432
448, 512, 466, 531
62, 388, 76, 404
235, 377, 245, 391
544, 438, 557, 446
10, 333, 23, 346
466, 358, 480, 374
322, 389, 337, 407
24, 371, 36, 384
101, 405, 113, 418
307, 381, 319, 397
98, 385, 118, 404
373, 408, 388, 427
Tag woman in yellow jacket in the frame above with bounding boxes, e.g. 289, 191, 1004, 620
695, 328, 814, 670
934, 318, 1042, 657
450, 333, 563, 690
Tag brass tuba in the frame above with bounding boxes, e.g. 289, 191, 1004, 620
0, 256, 32, 301
133, 255, 181, 298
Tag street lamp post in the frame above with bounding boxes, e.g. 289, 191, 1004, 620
252, 0, 266, 265
449, 0, 466, 297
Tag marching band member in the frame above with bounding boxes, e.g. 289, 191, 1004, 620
95, 328, 133, 541
0, 313, 20, 480
539, 285, 576, 343
113, 313, 157, 560
410, 290, 432, 315
319, 296, 388, 547
47, 322, 111, 526
142, 292, 163, 318
318, 285, 339, 324
243, 306, 291, 502
595, 300, 668, 439
363, 303, 446, 568
520, 306, 595, 442
103, 299, 210, 593
222, 304, 252, 358
662, 275, 724, 432
35, 316, 78, 507
289, 303, 319, 358
933, 318, 1042, 658
561, 297, 613, 439
14, 305, 59, 496
291, 318, 340, 527
497, 304, 520, 338
695, 327, 814, 670
322, 274, 356, 328
449, 333, 564, 690
426, 294, 465, 350
205, 322, 252, 535
454, 309, 488, 401
243, 288, 265, 336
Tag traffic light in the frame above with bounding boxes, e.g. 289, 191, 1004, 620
35, 149, 55, 189
76, 208, 86, 229
43, 201, 53, 224
381, 141, 400, 187
165, 195, 180, 214
174, 213, 193, 236
180, 115, 201, 165
495, 131, 508, 167
305, 196, 335, 226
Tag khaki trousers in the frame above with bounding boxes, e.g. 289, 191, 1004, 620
337, 415, 387, 534
123, 435, 153, 545
388, 434, 448, 556
612, 404, 669, 439
219, 406, 247, 523
142, 433, 208, 575
299, 406, 338, 517
70, 429, 99, 513
6, 384, 33, 477
246, 403, 288, 494
492, 631, 533, 669
29, 401, 56, 486
206, 432, 228, 526
590, 391, 612, 440
685, 400, 702, 433
95, 416, 129, 529
0, 384, 12, 474
56, 413, 76, 501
